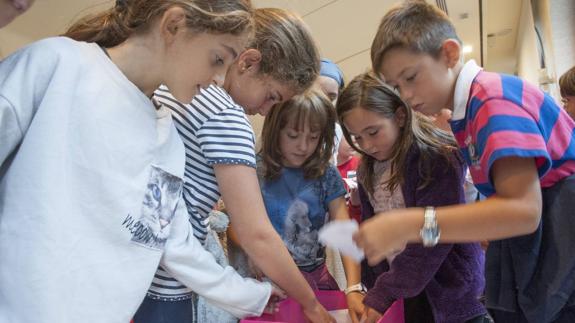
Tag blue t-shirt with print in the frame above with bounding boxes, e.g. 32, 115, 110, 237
258, 164, 346, 271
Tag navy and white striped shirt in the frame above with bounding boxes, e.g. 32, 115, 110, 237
148, 85, 257, 300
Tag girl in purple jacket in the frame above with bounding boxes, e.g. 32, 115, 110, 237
336, 73, 489, 323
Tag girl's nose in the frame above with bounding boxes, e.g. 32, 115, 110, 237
399, 87, 413, 103
297, 138, 309, 151
361, 139, 374, 154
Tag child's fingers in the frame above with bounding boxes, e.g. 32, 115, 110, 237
262, 285, 287, 314
356, 214, 409, 265
349, 310, 360, 323
263, 303, 280, 314
271, 285, 287, 300
363, 306, 383, 323
349, 304, 364, 323
265, 297, 281, 312
346, 293, 365, 323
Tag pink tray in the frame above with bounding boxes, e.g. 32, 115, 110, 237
241, 290, 404, 323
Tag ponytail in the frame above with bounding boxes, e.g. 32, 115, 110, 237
64, 5, 131, 47
64, 0, 253, 47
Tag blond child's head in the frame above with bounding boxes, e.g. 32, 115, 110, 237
371, 0, 463, 117
259, 89, 336, 180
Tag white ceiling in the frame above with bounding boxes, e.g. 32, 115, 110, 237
1, 0, 522, 79
251, 0, 522, 79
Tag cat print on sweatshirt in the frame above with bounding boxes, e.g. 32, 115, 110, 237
124, 165, 183, 249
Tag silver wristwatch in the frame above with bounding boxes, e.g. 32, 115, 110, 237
420, 207, 440, 247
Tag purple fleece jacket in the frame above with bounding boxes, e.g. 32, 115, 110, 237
359, 145, 487, 323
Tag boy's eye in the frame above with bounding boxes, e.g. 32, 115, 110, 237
287, 133, 298, 139
368, 129, 379, 136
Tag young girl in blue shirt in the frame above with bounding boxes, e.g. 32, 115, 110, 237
256, 89, 365, 322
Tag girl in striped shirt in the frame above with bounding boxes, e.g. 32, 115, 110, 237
136, 7, 337, 323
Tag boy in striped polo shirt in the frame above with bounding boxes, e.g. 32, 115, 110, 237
354, 1, 575, 322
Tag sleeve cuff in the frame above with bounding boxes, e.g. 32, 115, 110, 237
239, 280, 272, 318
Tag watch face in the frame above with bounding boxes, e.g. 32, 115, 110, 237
421, 229, 432, 240
421, 227, 440, 247
421, 207, 439, 247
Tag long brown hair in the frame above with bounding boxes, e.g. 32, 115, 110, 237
251, 8, 320, 94
336, 72, 458, 195
64, 0, 253, 48
259, 89, 335, 180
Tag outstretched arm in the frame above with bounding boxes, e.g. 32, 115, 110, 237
355, 156, 542, 265
215, 164, 335, 323
162, 198, 272, 318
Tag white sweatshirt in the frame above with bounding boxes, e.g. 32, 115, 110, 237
0, 37, 270, 323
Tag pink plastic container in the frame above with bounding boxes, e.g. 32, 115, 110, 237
240, 290, 404, 323
377, 299, 404, 323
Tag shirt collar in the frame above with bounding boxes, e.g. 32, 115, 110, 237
452, 59, 482, 121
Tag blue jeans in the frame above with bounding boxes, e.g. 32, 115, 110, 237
134, 296, 194, 323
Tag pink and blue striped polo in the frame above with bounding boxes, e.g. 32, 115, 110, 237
450, 61, 575, 197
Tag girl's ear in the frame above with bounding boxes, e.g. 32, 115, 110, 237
395, 107, 407, 127
159, 6, 187, 44
237, 48, 262, 74
440, 39, 462, 68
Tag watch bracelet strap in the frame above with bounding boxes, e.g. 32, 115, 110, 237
344, 283, 366, 295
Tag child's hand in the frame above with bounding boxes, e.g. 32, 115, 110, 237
353, 210, 414, 266
360, 306, 382, 323
263, 285, 286, 314
346, 292, 365, 323
302, 300, 336, 323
